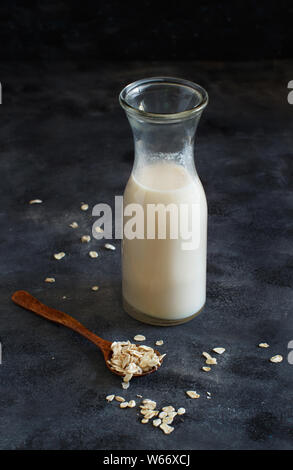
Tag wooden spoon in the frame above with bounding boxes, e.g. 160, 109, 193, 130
11, 290, 163, 378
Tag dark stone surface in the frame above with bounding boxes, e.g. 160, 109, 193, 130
0, 60, 293, 450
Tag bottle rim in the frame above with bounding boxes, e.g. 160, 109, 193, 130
119, 76, 208, 121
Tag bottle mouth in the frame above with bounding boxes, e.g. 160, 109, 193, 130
119, 77, 208, 122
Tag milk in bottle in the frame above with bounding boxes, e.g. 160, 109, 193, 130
119, 77, 208, 325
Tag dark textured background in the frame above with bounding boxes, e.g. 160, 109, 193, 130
0, 0, 292, 61
0, 60, 292, 450
0, 0, 293, 452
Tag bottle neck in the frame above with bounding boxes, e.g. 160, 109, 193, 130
126, 113, 202, 176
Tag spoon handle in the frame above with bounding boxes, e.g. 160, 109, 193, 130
11, 290, 110, 352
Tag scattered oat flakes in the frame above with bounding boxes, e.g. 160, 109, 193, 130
153, 419, 161, 427
134, 335, 146, 342
202, 352, 217, 365
95, 226, 104, 233
186, 391, 200, 399
45, 277, 55, 283
122, 382, 129, 390
89, 251, 98, 258
270, 355, 283, 363
160, 422, 174, 434
120, 401, 129, 408
202, 366, 211, 372
137, 394, 143, 398
81, 235, 91, 243
106, 394, 115, 402
155, 340, 164, 346
81, 203, 89, 211
128, 400, 136, 408
54, 252, 65, 260
115, 396, 125, 403
29, 199, 42, 204
259, 342, 269, 348
104, 243, 116, 251
141, 418, 149, 424
69, 222, 78, 228
159, 411, 167, 419
213, 347, 225, 355
91, 286, 99, 291
177, 408, 186, 415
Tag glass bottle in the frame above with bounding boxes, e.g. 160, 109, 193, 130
119, 77, 208, 326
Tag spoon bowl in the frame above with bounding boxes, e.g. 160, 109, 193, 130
11, 290, 163, 378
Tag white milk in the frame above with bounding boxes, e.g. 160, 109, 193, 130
122, 161, 207, 323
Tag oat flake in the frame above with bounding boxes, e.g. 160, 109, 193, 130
153, 419, 161, 427
45, 277, 55, 283
202, 351, 217, 365
186, 391, 200, 399
54, 252, 65, 260
162, 415, 175, 425
213, 347, 225, 355
104, 243, 116, 251
106, 394, 114, 402
29, 199, 42, 204
115, 396, 125, 402
123, 373, 133, 383
162, 406, 175, 413
160, 422, 174, 434
142, 399, 157, 408
89, 251, 98, 258
142, 410, 158, 419
270, 355, 283, 363
134, 335, 146, 342
120, 402, 128, 408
